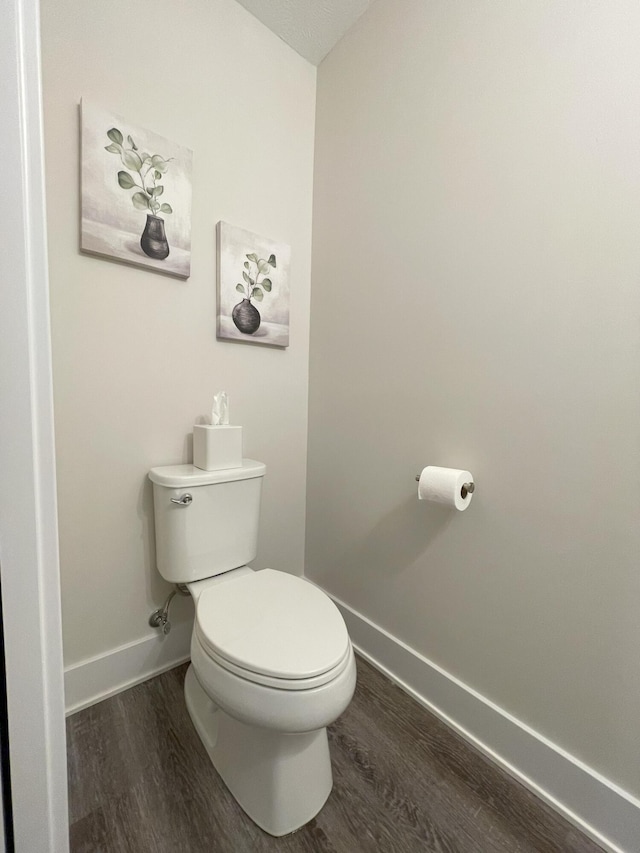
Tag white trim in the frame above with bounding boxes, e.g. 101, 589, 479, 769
65, 623, 192, 716
0, 0, 69, 851
326, 591, 640, 853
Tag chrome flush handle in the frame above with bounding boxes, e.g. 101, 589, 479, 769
170, 493, 193, 506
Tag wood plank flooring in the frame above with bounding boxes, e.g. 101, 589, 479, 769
67, 656, 603, 852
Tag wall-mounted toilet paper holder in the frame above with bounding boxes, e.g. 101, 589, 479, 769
415, 474, 475, 500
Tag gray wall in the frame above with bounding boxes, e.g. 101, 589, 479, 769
308, 0, 640, 797
41, 0, 316, 667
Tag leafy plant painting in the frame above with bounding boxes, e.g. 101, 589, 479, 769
103, 127, 176, 261
104, 127, 173, 219
81, 101, 192, 277
217, 222, 291, 347
231, 253, 277, 335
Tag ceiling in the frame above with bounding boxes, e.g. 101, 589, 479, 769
235, 0, 373, 65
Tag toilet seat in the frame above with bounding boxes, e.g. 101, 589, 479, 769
195, 569, 350, 688
194, 632, 353, 690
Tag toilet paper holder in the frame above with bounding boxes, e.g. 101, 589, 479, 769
415, 473, 475, 499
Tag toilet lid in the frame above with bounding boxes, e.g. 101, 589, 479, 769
195, 569, 350, 680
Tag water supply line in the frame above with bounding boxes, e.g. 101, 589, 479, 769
149, 584, 190, 635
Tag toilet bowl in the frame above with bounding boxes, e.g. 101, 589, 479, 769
189, 569, 356, 731
184, 568, 357, 835
149, 460, 357, 837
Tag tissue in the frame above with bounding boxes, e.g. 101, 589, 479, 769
193, 391, 242, 471
211, 391, 229, 425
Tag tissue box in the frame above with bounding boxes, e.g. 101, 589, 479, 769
193, 425, 242, 471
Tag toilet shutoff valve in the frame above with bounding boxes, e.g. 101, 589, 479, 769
149, 585, 189, 635
149, 601, 172, 635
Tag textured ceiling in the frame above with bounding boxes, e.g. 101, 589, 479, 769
235, 0, 373, 65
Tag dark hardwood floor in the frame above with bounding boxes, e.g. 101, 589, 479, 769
67, 656, 603, 852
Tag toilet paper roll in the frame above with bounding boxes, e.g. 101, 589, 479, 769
417, 466, 474, 511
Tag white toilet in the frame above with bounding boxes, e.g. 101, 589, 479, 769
149, 459, 357, 837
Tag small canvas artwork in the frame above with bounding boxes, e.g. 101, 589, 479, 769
81, 99, 193, 278
217, 221, 291, 347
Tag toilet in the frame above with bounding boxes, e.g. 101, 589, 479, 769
149, 459, 357, 836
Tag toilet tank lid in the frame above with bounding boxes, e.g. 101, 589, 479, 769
149, 459, 265, 488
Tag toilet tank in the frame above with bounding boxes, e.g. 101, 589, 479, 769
149, 459, 266, 584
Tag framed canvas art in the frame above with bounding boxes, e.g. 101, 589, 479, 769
81, 99, 193, 278
217, 221, 291, 347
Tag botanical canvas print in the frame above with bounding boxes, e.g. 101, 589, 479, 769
217, 221, 291, 347
81, 99, 193, 278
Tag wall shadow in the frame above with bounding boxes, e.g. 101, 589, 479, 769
183, 431, 193, 462
342, 494, 455, 580
137, 474, 193, 625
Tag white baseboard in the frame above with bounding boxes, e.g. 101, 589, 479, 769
64, 621, 192, 716
328, 592, 640, 853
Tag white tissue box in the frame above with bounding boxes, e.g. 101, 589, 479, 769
193, 425, 242, 471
